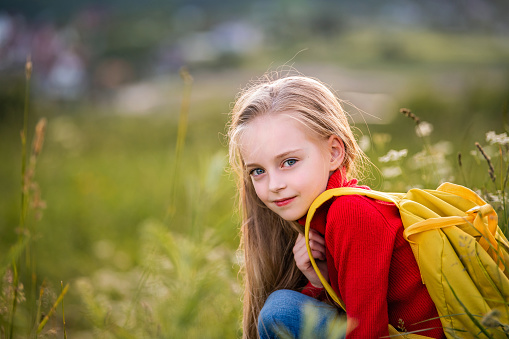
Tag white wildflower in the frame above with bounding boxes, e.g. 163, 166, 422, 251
416, 121, 433, 137
409, 142, 453, 181
487, 193, 501, 203
432, 141, 453, 155
382, 166, 402, 178
358, 135, 371, 152
379, 149, 408, 163
486, 190, 508, 204
486, 131, 509, 145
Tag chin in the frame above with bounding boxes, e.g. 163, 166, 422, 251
278, 212, 306, 222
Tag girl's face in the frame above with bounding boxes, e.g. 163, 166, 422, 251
240, 113, 343, 221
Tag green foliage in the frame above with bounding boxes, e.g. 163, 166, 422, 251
1, 61, 509, 337
76, 218, 240, 338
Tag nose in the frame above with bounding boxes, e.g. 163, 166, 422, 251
268, 172, 286, 192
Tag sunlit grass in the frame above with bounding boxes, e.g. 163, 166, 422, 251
1, 60, 508, 337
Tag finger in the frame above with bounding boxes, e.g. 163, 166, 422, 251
309, 239, 326, 255
294, 232, 326, 262
308, 229, 325, 245
311, 249, 325, 261
295, 241, 326, 262
295, 236, 326, 259
293, 233, 305, 254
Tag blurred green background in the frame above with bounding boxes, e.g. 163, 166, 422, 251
1, 0, 509, 338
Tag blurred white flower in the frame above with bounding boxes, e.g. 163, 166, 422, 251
432, 140, 453, 155
379, 149, 408, 163
410, 141, 453, 181
382, 166, 402, 178
487, 192, 501, 203
358, 135, 371, 152
416, 121, 433, 137
486, 190, 508, 203
486, 131, 509, 145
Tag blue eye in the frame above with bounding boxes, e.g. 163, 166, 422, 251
250, 168, 265, 177
283, 159, 297, 167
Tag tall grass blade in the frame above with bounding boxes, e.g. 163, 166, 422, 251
0, 238, 28, 282
19, 55, 32, 241
7, 54, 34, 339
36, 283, 69, 334
167, 67, 193, 219
443, 274, 494, 338
61, 281, 67, 339
34, 281, 44, 338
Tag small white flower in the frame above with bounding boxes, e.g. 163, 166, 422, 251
358, 135, 371, 152
379, 149, 408, 163
486, 131, 509, 145
382, 166, 402, 178
487, 193, 501, 203
416, 121, 433, 137
431, 141, 453, 155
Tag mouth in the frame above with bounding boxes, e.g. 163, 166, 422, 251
273, 197, 295, 207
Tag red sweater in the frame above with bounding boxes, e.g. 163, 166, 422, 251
301, 171, 445, 339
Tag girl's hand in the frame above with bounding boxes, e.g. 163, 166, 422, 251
293, 230, 328, 288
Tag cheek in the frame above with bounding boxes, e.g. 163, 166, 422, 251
251, 180, 266, 200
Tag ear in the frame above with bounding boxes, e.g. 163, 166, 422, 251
327, 135, 345, 172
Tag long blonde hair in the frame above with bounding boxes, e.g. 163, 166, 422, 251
227, 75, 367, 339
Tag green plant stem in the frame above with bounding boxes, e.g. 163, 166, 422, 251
61, 281, 67, 339
19, 59, 30, 240
501, 157, 509, 234
166, 67, 193, 220
122, 265, 151, 328
10, 55, 32, 339
443, 275, 494, 339
34, 283, 44, 339
36, 283, 69, 334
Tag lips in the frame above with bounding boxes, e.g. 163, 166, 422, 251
273, 197, 295, 207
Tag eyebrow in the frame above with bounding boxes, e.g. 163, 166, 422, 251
245, 148, 303, 168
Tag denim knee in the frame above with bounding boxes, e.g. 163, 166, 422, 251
258, 289, 301, 339
258, 289, 344, 339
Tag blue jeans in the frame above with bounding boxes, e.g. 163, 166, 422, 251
258, 289, 346, 339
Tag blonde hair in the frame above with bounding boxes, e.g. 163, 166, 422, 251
227, 75, 367, 339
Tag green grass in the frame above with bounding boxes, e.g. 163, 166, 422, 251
1, 59, 509, 337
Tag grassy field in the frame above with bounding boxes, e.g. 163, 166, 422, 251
1, 53, 509, 337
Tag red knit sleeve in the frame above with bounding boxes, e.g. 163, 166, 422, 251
301, 281, 326, 300
325, 196, 398, 339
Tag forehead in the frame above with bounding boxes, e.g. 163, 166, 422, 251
239, 113, 323, 163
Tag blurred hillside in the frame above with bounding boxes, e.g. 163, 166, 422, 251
1, 0, 508, 105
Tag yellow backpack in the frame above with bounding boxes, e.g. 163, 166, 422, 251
305, 182, 509, 338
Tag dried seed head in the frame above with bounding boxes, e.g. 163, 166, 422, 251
458, 152, 462, 167
399, 108, 421, 124
475, 142, 496, 183
481, 309, 502, 328
32, 118, 47, 157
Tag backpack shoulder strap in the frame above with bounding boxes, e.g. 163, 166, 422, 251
304, 187, 402, 309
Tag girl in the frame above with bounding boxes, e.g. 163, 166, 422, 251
227, 75, 445, 339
